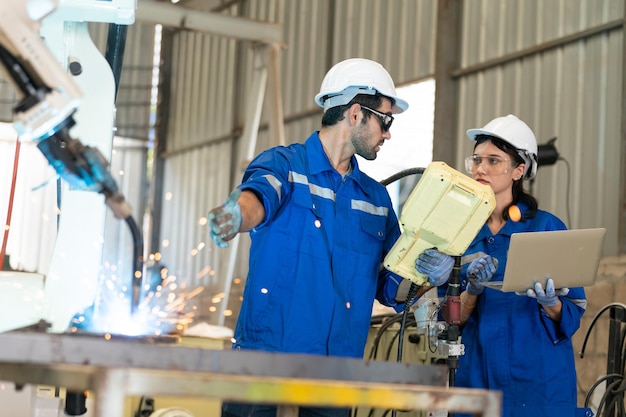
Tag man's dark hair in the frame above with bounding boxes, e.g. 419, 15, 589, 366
321, 93, 390, 127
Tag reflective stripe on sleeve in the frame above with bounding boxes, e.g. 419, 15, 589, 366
263, 174, 283, 202
564, 297, 587, 310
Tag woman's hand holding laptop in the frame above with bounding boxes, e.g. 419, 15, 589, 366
520, 278, 570, 307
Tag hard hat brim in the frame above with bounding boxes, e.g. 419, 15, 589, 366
315, 87, 409, 114
466, 128, 501, 141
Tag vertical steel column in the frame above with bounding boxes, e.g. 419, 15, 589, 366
433, 0, 461, 165
620, 2, 626, 254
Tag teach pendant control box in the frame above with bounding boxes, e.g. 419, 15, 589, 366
384, 161, 496, 285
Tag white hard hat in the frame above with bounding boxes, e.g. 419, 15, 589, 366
314, 58, 408, 114
466, 114, 538, 180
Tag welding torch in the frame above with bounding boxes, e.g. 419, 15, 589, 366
36, 124, 143, 315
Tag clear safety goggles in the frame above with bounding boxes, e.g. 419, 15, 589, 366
465, 155, 512, 175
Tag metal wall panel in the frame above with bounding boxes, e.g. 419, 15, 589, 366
455, 0, 623, 256
270, 0, 330, 122
460, 0, 623, 67
161, 0, 439, 153
165, 29, 238, 153
328, 0, 437, 85
115, 22, 156, 140
245, 0, 438, 151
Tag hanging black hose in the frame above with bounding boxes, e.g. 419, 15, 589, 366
378, 166, 427, 366
580, 303, 626, 416
125, 214, 144, 314
385, 317, 417, 361
367, 313, 405, 360
380, 167, 425, 186
396, 282, 420, 362
390, 282, 420, 417
580, 303, 626, 359
369, 167, 426, 417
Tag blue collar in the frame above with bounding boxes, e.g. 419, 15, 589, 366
305, 132, 371, 195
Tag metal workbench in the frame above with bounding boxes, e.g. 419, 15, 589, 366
0, 331, 501, 417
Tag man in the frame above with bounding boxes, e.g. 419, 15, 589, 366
209, 58, 447, 417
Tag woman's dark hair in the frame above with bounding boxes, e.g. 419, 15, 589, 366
321, 93, 387, 127
475, 135, 538, 220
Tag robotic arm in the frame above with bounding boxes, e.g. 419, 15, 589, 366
0, 0, 141, 319
0, 0, 130, 219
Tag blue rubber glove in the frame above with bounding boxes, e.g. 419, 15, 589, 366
466, 255, 499, 296
525, 278, 569, 307
415, 248, 454, 286
208, 189, 242, 248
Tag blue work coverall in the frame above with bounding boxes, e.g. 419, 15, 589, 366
233, 132, 406, 358
441, 202, 592, 417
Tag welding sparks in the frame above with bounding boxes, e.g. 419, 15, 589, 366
69, 263, 203, 337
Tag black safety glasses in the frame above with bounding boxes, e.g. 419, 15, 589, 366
360, 105, 394, 132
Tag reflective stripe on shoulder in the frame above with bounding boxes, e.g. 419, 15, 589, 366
351, 199, 388, 216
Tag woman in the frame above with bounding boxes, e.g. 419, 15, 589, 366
416, 115, 593, 417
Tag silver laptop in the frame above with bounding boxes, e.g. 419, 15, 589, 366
481, 228, 606, 292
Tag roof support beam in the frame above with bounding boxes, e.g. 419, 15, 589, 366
135, 0, 282, 45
